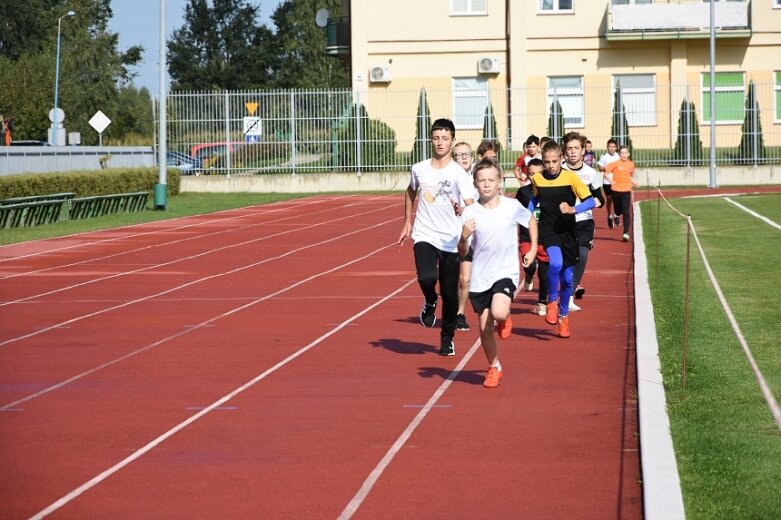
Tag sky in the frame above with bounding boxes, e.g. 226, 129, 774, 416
108, 0, 283, 97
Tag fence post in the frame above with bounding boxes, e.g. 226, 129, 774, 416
655, 182, 661, 277
682, 215, 692, 391
290, 90, 297, 176
355, 89, 363, 177
224, 91, 231, 175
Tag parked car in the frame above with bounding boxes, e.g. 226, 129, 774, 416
166, 151, 204, 175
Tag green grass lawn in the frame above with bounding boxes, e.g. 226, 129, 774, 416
0, 192, 309, 246
641, 193, 781, 519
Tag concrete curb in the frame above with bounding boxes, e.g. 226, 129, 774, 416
633, 202, 687, 520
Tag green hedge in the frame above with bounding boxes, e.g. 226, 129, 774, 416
0, 168, 181, 200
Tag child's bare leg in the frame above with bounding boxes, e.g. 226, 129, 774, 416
478, 309, 498, 365
490, 293, 512, 323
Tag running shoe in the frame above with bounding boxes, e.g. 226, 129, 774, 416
568, 296, 581, 312
622, 233, 630, 242
456, 313, 470, 331
483, 366, 503, 388
524, 273, 534, 291
420, 300, 437, 327
545, 301, 559, 326
535, 302, 547, 316
439, 338, 455, 356
614, 215, 621, 227
496, 317, 513, 339
557, 316, 571, 338
607, 215, 614, 229
574, 285, 585, 299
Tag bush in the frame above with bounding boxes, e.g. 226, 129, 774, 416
0, 168, 180, 199
672, 98, 706, 166
333, 104, 397, 172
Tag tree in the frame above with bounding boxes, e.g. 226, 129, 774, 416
167, 0, 277, 90
481, 102, 500, 149
673, 98, 704, 166
0, 0, 143, 144
611, 82, 633, 150
411, 88, 431, 164
738, 81, 767, 164
547, 99, 565, 144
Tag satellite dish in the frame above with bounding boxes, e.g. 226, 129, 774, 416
315, 8, 329, 28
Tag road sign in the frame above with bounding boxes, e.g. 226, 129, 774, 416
245, 102, 258, 116
89, 111, 111, 134
246, 135, 260, 143
243, 116, 262, 137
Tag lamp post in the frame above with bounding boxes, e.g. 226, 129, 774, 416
52, 10, 76, 146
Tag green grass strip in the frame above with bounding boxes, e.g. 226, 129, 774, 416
641, 194, 781, 519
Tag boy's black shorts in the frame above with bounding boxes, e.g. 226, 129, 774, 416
469, 278, 516, 315
460, 245, 474, 262
575, 219, 595, 248
603, 184, 613, 196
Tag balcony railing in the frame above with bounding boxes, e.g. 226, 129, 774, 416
606, 0, 751, 40
326, 17, 351, 56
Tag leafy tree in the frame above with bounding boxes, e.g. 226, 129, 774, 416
167, 0, 277, 90
673, 98, 704, 166
411, 88, 431, 164
270, 0, 349, 89
738, 81, 767, 164
611, 82, 633, 150
547, 99, 564, 143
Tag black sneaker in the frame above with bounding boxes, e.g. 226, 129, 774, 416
607, 215, 614, 229
456, 313, 470, 331
574, 285, 586, 299
438, 338, 455, 356
420, 300, 437, 327
614, 215, 621, 227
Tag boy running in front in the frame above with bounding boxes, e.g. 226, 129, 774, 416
399, 119, 475, 356
459, 157, 538, 388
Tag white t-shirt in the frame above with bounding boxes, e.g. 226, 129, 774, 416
409, 159, 475, 252
562, 162, 600, 222
461, 196, 533, 292
598, 152, 620, 185
459, 167, 479, 205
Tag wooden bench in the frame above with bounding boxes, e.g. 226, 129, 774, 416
68, 192, 149, 220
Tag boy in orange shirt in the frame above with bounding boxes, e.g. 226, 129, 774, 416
604, 145, 639, 241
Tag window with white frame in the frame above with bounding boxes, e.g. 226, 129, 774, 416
775, 71, 781, 122
539, 0, 574, 12
613, 74, 656, 126
451, 0, 487, 15
701, 72, 744, 123
775, 0, 781, 9
547, 76, 584, 127
612, 0, 653, 5
453, 77, 489, 129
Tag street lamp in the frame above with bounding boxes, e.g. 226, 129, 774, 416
52, 10, 76, 146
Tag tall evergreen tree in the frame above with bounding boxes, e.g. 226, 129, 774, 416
411, 88, 431, 164
547, 99, 565, 143
481, 101, 500, 149
738, 81, 766, 164
611, 82, 633, 150
673, 98, 704, 165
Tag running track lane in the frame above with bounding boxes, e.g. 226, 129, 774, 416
0, 195, 641, 518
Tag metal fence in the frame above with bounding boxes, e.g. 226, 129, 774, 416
163, 81, 781, 175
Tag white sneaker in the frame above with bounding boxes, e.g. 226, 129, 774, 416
568, 296, 581, 312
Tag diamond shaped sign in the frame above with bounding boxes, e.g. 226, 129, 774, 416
89, 110, 111, 134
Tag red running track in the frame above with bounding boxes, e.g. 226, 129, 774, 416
0, 194, 641, 519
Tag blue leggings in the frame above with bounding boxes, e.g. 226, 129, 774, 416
546, 246, 575, 317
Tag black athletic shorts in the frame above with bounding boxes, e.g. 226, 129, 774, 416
460, 245, 474, 262
469, 278, 516, 315
603, 184, 613, 196
575, 219, 595, 248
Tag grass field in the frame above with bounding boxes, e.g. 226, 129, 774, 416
640, 193, 781, 519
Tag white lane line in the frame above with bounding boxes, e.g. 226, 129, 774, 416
0, 198, 351, 280
723, 196, 781, 231
338, 337, 483, 520
1, 240, 399, 410
0, 203, 398, 309
28, 279, 418, 520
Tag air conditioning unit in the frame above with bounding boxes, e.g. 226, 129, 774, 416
478, 57, 500, 74
369, 65, 392, 83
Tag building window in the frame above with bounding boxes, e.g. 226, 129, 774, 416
775, 71, 781, 122
613, 74, 656, 127
453, 77, 489, 129
451, 0, 487, 15
701, 72, 744, 123
775, 0, 781, 9
612, 0, 653, 4
539, 0, 574, 12
547, 76, 584, 127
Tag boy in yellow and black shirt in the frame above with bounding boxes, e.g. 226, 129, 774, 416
528, 140, 594, 338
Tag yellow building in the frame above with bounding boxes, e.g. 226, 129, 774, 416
327, 0, 781, 157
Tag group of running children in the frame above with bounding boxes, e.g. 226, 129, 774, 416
398, 118, 637, 388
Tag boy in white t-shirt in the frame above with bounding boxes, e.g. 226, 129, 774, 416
459, 157, 538, 388
399, 119, 475, 356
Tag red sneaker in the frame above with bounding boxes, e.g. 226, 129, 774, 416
496, 316, 513, 339
483, 366, 503, 388
558, 316, 571, 338
545, 301, 559, 325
